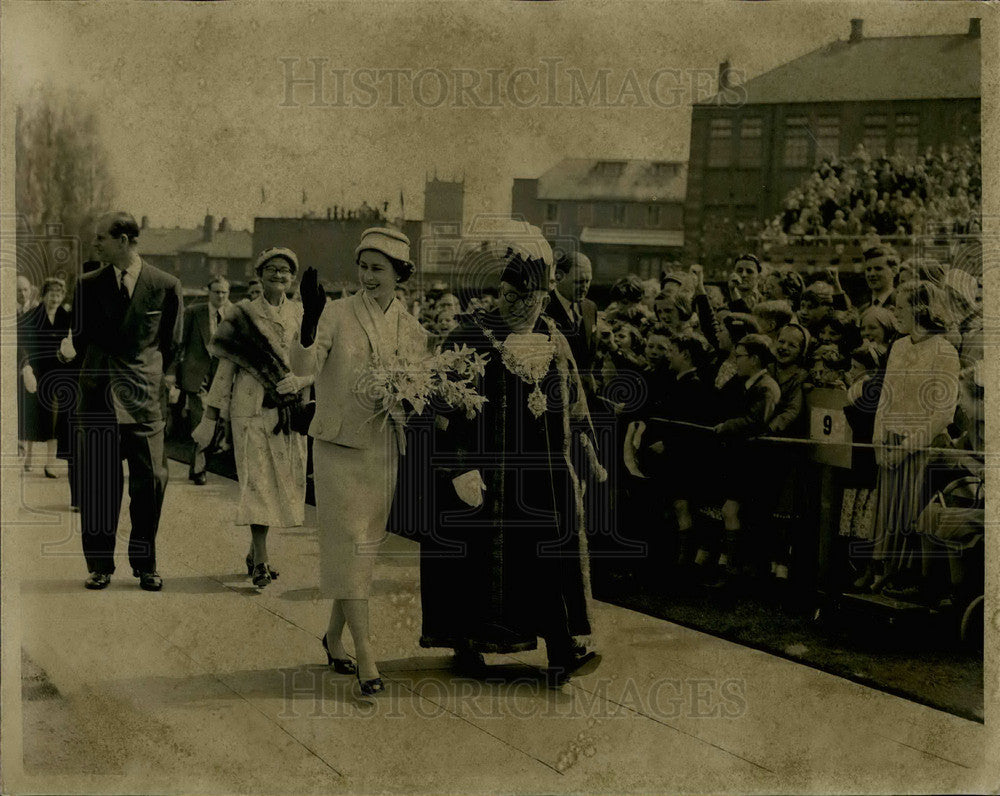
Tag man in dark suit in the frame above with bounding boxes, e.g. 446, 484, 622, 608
858, 244, 898, 312
177, 276, 230, 484
546, 251, 597, 383
61, 211, 183, 591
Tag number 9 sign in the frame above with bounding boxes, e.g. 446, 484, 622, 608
807, 388, 852, 468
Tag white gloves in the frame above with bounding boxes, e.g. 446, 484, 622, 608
275, 374, 309, 394
453, 470, 486, 508
58, 336, 76, 362
22, 365, 37, 394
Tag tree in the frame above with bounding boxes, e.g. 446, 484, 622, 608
14, 85, 117, 283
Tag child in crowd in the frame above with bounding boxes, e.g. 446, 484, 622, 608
696, 334, 781, 587
752, 300, 795, 341
809, 344, 850, 389
840, 343, 888, 590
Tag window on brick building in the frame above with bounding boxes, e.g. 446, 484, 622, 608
739, 118, 762, 167
708, 118, 733, 167
647, 205, 661, 227
815, 116, 840, 163
863, 114, 888, 156
595, 161, 626, 177
612, 204, 626, 226
546, 203, 558, 222
783, 116, 809, 167
893, 114, 919, 160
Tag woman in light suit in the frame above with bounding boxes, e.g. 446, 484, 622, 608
292, 227, 427, 697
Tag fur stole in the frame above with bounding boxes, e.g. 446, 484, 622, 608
209, 300, 298, 412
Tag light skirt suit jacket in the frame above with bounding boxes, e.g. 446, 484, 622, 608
291, 290, 428, 597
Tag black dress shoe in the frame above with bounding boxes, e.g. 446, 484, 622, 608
547, 650, 602, 688
453, 648, 487, 677
85, 572, 111, 590
191, 471, 207, 486
44, 467, 58, 479
138, 572, 163, 591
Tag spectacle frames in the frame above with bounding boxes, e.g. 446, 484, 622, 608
262, 264, 293, 276
502, 291, 542, 308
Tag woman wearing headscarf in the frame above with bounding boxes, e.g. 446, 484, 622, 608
193, 248, 311, 589
291, 228, 428, 698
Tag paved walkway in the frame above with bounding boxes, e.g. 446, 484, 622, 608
2, 459, 995, 794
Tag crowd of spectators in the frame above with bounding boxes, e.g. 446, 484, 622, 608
759, 141, 982, 245
400, 242, 984, 613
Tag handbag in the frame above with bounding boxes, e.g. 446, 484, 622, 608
290, 400, 316, 435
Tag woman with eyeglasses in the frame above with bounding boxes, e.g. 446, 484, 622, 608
291, 228, 428, 699
193, 248, 311, 590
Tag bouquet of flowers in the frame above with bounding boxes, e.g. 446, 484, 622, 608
366, 344, 489, 424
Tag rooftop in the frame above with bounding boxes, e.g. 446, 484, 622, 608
534, 159, 688, 202
136, 221, 252, 259
698, 27, 980, 106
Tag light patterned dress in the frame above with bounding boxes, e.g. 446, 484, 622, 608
207, 295, 307, 527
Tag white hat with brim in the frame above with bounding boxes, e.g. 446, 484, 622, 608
254, 247, 299, 273
355, 227, 412, 266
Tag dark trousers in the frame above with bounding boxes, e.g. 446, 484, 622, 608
77, 415, 168, 575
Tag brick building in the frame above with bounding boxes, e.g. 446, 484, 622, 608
684, 18, 981, 270
252, 213, 422, 295
136, 214, 252, 291
512, 158, 687, 283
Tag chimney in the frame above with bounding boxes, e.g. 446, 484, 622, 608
203, 214, 214, 242
140, 215, 149, 230
217, 217, 229, 232
850, 19, 863, 42
969, 18, 980, 37
718, 59, 731, 91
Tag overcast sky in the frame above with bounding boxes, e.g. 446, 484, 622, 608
5, 1, 982, 232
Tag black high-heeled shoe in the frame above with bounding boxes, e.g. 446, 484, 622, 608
246, 553, 278, 580
321, 634, 358, 675
251, 563, 271, 588
44, 467, 58, 479
356, 672, 385, 698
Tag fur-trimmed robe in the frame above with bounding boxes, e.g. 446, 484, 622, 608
418, 309, 606, 654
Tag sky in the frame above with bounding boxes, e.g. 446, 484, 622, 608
4, 0, 983, 232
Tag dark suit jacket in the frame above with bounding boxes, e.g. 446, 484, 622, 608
858, 289, 896, 314
177, 302, 216, 393
72, 260, 183, 422
545, 292, 597, 374
716, 372, 781, 438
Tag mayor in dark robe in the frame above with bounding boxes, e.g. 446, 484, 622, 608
419, 231, 607, 687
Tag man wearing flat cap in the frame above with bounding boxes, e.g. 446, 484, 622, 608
419, 230, 606, 687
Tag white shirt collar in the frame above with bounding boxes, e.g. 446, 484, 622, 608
872, 287, 894, 306
115, 258, 142, 280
